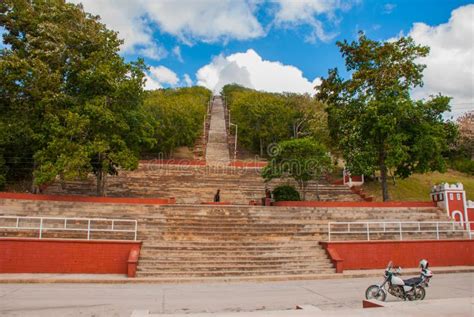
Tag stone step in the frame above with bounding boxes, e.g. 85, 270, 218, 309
135, 268, 336, 277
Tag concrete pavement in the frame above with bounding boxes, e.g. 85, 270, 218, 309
0, 272, 472, 316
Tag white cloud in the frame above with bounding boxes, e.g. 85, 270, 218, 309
144, 66, 179, 90
69, 0, 264, 57
172, 46, 183, 62
196, 49, 320, 94
183, 74, 193, 86
69, 0, 167, 60
271, 0, 359, 42
144, 0, 264, 44
383, 3, 397, 14
407, 4, 474, 117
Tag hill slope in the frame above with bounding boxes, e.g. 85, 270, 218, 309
362, 170, 474, 202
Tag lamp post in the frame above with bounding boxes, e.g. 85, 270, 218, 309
229, 123, 238, 161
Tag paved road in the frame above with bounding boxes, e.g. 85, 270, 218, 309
0, 273, 472, 316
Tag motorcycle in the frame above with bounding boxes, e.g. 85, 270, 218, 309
365, 259, 433, 302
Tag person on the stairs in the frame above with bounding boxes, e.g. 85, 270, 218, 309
214, 189, 221, 203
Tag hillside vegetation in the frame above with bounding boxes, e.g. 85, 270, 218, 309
362, 170, 474, 202
143, 87, 211, 157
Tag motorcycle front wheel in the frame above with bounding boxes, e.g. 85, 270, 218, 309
365, 285, 387, 302
416, 286, 426, 300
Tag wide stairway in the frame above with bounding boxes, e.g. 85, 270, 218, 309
43, 164, 362, 204
0, 198, 465, 279
206, 96, 230, 166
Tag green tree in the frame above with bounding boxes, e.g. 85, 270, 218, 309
262, 138, 332, 200
0, 0, 153, 195
317, 33, 455, 201
143, 87, 211, 157
225, 89, 293, 157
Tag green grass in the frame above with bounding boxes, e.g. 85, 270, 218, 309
362, 170, 474, 202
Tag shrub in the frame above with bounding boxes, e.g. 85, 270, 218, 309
451, 158, 474, 176
272, 185, 301, 202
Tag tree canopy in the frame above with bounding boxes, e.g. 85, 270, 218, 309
316, 33, 456, 201
262, 138, 332, 200
222, 84, 329, 157
0, 0, 153, 195
143, 87, 211, 157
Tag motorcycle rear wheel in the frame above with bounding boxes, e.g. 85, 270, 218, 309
365, 285, 387, 302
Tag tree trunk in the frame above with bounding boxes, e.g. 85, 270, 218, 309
299, 181, 307, 201
379, 156, 390, 201
31, 160, 40, 194
315, 180, 320, 201
259, 138, 264, 157
96, 154, 106, 197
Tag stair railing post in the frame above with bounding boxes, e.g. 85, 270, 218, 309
399, 222, 402, 240
39, 218, 43, 239
436, 222, 440, 240
87, 219, 91, 240
134, 220, 138, 241
367, 222, 370, 241
328, 222, 331, 242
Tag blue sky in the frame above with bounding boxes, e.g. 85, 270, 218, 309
141, 0, 472, 83
2, 1, 473, 116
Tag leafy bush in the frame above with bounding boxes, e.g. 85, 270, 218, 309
451, 158, 474, 176
272, 185, 301, 202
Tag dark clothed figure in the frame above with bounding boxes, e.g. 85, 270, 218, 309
214, 189, 221, 203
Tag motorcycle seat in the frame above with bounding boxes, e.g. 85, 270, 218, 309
403, 277, 422, 286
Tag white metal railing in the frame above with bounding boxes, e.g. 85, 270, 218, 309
0, 216, 137, 241
328, 221, 472, 241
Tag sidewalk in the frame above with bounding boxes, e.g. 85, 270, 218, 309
1, 266, 472, 284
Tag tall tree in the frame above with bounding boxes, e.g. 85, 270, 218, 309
262, 138, 332, 200
317, 33, 454, 201
0, 0, 153, 195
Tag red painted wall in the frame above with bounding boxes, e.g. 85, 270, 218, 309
320, 240, 474, 272
229, 161, 267, 168
140, 159, 206, 166
273, 201, 436, 208
0, 192, 174, 205
468, 208, 474, 230
0, 238, 141, 276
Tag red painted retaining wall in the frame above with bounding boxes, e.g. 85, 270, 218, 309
0, 238, 142, 277
140, 159, 206, 166
0, 192, 174, 205
228, 161, 267, 168
320, 240, 474, 273
273, 201, 436, 208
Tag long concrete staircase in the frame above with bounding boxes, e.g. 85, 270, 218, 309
206, 96, 230, 166
43, 164, 362, 204
0, 198, 465, 279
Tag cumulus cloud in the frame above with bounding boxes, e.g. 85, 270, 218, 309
272, 0, 359, 42
196, 49, 320, 94
69, 0, 264, 57
144, 66, 179, 90
144, 0, 264, 44
69, 0, 167, 60
407, 4, 474, 117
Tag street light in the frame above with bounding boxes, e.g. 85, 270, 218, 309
229, 123, 238, 161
